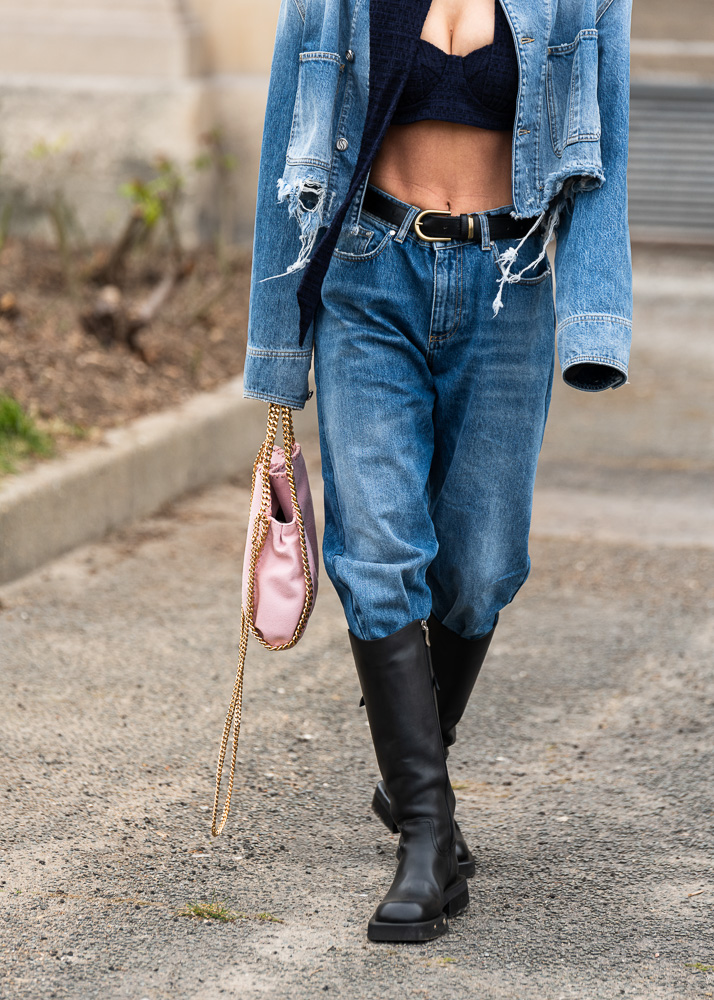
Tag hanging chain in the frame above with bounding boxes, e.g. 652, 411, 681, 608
212, 404, 315, 836
211, 609, 249, 836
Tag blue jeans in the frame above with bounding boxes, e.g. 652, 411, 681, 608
313, 187, 556, 641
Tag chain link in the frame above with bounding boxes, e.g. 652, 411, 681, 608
212, 404, 315, 836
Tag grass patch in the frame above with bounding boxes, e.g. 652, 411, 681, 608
179, 898, 238, 922
178, 896, 285, 925
0, 394, 54, 474
686, 962, 714, 973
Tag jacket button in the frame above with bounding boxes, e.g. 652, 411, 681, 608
346, 49, 355, 62
336, 137, 349, 152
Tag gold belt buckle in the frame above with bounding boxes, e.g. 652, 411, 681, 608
413, 208, 452, 243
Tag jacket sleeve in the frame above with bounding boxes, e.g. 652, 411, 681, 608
553, 0, 633, 392
242, 0, 313, 409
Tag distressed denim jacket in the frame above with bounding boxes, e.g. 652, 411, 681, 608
244, 0, 633, 409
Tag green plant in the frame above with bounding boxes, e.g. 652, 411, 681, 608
254, 912, 285, 924
179, 897, 238, 923
0, 395, 53, 474
119, 155, 185, 263
95, 156, 186, 289
177, 895, 285, 925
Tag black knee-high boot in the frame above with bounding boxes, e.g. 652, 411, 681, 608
372, 615, 496, 878
349, 619, 468, 942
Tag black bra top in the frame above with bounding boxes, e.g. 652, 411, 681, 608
391, 0, 519, 131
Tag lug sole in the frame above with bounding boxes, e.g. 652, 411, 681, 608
367, 878, 469, 943
443, 879, 470, 917
368, 912, 448, 943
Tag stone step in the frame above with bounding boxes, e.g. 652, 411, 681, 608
0, 0, 204, 77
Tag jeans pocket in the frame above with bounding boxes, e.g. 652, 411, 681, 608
333, 214, 394, 262
490, 234, 552, 286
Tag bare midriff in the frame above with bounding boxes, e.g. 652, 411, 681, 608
369, 0, 515, 216
369, 123, 513, 216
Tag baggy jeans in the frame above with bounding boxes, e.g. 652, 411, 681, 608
313, 187, 556, 642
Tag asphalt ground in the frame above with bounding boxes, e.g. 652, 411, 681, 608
1, 245, 713, 999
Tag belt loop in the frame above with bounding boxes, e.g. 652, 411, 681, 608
395, 205, 419, 244
478, 213, 491, 251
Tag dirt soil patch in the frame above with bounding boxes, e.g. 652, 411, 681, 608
0, 238, 252, 450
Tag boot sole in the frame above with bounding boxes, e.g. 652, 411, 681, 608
372, 786, 477, 879
367, 877, 469, 943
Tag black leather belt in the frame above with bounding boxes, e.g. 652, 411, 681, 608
362, 186, 541, 243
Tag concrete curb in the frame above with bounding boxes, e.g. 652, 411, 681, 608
0, 376, 276, 585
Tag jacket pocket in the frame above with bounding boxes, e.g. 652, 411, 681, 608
286, 51, 344, 169
546, 29, 601, 157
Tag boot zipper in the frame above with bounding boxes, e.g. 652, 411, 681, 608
421, 618, 440, 690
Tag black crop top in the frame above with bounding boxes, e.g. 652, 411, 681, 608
391, 0, 519, 131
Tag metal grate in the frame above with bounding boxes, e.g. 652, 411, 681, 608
628, 81, 714, 244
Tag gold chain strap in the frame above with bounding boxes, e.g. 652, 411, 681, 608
212, 404, 315, 836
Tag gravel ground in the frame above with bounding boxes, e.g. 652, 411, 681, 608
1, 252, 713, 999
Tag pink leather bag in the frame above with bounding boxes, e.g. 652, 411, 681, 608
241, 437, 318, 646
213, 404, 319, 836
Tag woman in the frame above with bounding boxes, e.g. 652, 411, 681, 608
244, 0, 633, 942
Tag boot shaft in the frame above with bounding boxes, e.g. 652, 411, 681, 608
349, 619, 455, 852
428, 614, 496, 750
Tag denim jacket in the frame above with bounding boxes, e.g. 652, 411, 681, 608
244, 0, 633, 409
